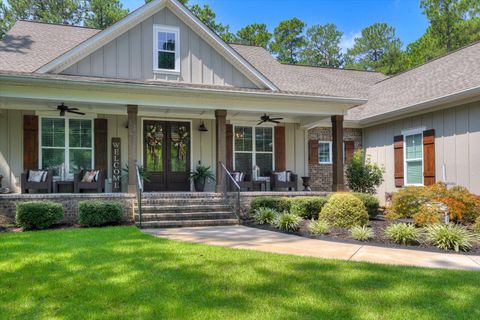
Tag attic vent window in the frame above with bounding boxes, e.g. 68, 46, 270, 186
153, 25, 180, 74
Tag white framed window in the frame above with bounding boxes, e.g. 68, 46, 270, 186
318, 141, 332, 164
233, 126, 274, 177
153, 25, 180, 73
403, 128, 424, 186
39, 117, 94, 178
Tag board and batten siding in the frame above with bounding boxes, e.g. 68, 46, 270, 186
363, 101, 480, 199
62, 8, 257, 88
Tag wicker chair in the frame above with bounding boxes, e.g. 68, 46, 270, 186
21, 170, 53, 194
270, 171, 298, 191
74, 170, 106, 193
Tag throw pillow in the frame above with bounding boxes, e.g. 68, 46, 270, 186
28, 170, 45, 183
277, 171, 287, 182
81, 171, 97, 183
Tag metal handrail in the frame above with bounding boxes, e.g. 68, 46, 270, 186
135, 161, 143, 227
219, 161, 241, 218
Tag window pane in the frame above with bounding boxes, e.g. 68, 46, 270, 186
41, 118, 65, 147
170, 124, 189, 173
69, 119, 92, 148
406, 134, 422, 159
255, 127, 273, 152
407, 160, 422, 185
42, 148, 65, 176
235, 153, 252, 174
319, 142, 331, 163
158, 32, 175, 51
158, 51, 175, 70
256, 153, 273, 176
69, 149, 92, 174
234, 127, 253, 151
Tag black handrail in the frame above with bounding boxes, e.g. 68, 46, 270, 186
135, 161, 143, 227
219, 161, 241, 218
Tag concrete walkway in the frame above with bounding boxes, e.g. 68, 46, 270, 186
143, 225, 480, 271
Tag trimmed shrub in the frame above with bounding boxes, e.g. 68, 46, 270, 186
290, 197, 328, 220
254, 207, 278, 225
78, 201, 123, 227
384, 223, 421, 245
16, 201, 64, 230
350, 225, 374, 241
319, 193, 368, 228
274, 212, 302, 232
352, 193, 380, 219
413, 203, 442, 226
308, 219, 330, 235
425, 224, 475, 252
346, 150, 384, 194
386, 186, 430, 219
445, 186, 480, 223
250, 197, 291, 214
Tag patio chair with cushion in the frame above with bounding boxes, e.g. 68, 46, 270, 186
21, 170, 53, 194
230, 172, 254, 191
270, 170, 298, 191
74, 170, 106, 193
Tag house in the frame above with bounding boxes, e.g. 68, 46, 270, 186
0, 0, 479, 200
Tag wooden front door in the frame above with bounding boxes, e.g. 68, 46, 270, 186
143, 120, 191, 192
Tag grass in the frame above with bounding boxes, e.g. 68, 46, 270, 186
1, 227, 480, 319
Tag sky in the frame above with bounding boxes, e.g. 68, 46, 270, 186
123, 0, 429, 51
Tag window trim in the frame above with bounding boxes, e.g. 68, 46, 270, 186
402, 127, 425, 186
153, 25, 180, 74
318, 141, 332, 164
233, 125, 275, 178
39, 116, 95, 179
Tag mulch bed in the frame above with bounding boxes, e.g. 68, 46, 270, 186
245, 219, 480, 255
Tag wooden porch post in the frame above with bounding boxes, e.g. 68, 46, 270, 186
332, 115, 345, 191
215, 110, 227, 192
127, 105, 138, 193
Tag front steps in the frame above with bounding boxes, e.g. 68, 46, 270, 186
134, 193, 238, 228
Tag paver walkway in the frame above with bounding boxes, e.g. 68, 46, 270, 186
143, 225, 480, 271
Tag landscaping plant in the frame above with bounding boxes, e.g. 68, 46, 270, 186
16, 201, 64, 230
425, 223, 476, 252
254, 207, 278, 225
290, 197, 327, 220
474, 216, 480, 234
319, 193, 369, 228
308, 219, 330, 235
352, 193, 380, 218
250, 197, 291, 214
412, 203, 442, 226
384, 223, 421, 245
274, 212, 302, 232
345, 150, 384, 194
79, 201, 123, 227
189, 165, 215, 192
350, 225, 374, 241
386, 186, 429, 219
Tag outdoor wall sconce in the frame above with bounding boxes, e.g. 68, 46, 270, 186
198, 122, 208, 132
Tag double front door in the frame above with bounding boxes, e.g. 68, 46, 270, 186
143, 120, 191, 192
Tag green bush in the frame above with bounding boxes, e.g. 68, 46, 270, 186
308, 219, 330, 235
319, 193, 369, 228
290, 197, 327, 220
386, 187, 429, 219
352, 193, 380, 218
16, 201, 64, 230
350, 225, 374, 241
425, 224, 476, 252
274, 212, 302, 232
474, 217, 480, 234
250, 197, 291, 214
254, 207, 278, 225
346, 150, 384, 194
78, 201, 123, 227
384, 223, 421, 245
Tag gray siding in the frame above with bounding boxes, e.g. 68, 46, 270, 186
363, 101, 480, 198
62, 8, 257, 88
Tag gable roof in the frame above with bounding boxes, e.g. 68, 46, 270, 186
230, 44, 386, 99
0, 21, 100, 73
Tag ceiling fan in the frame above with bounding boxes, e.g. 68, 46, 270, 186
57, 103, 85, 116
258, 113, 283, 125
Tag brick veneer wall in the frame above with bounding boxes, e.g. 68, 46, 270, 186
0, 193, 135, 225
308, 127, 363, 191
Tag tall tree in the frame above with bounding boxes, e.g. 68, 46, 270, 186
235, 23, 271, 48
270, 17, 306, 64
189, 3, 235, 42
4, 0, 83, 25
345, 22, 402, 74
0, 0, 13, 39
300, 23, 343, 67
85, 0, 129, 29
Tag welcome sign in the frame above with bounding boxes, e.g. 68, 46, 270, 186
112, 138, 121, 192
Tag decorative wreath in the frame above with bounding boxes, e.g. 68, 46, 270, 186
145, 125, 163, 162
171, 126, 189, 161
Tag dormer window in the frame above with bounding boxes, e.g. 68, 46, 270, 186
153, 25, 180, 73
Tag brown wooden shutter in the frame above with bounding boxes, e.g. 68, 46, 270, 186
308, 139, 319, 164
394, 135, 404, 187
274, 126, 286, 171
423, 129, 436, 186
23, 115, 39, 170
344, 140, 355, 163
226, 124, 233, 171
94, 118, 108, 171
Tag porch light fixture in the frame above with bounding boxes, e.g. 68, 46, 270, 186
198, 122, 208, 132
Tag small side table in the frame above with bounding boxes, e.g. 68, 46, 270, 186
252, 180, 267, 191
54, 180, 74, 193
301, 176, 311, 191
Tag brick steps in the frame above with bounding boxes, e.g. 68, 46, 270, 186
135, 204, 231, 214
135, 211, 235, 221
138, 219, 238, 228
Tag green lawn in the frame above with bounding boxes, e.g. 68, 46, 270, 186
1, 227, 479, 319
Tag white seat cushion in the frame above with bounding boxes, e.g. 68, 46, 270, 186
28, 170, 46, 182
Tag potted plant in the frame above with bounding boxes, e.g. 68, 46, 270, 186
122, 164, 151, 183
189, 165, 215, 192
